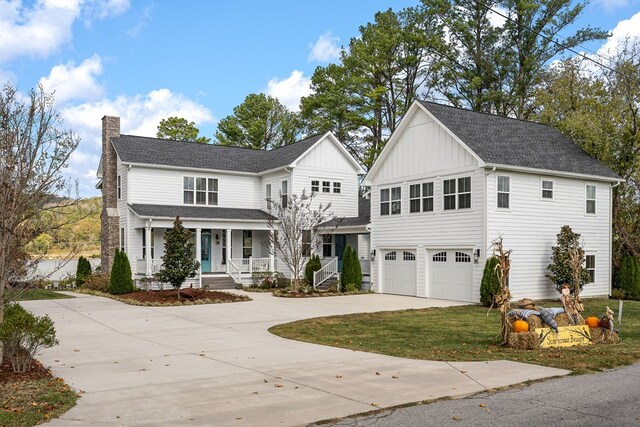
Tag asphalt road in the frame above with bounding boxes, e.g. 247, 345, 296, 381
317, 363, 640, 427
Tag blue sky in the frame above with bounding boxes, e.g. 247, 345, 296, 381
1, 0, 639, 197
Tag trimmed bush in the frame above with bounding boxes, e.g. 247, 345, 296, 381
480, 256, 501, 307
75, 256, 92, 288
156, 217, 199, 292
304, 254, 322, 286
0, 303, 58, 373
109, 249, 135, 295
619, 253, 640, 300
341, 246, 362, 291
83, 272, 110, 292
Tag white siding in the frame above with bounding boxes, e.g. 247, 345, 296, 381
260, 170, 291, 212
486, 171, 612, 300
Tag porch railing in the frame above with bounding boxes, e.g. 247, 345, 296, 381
228, 259, 242, 284
313, 257, 339, 289
136, 258, 163, 276
229, 257, 271, 274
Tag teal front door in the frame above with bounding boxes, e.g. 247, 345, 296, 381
201, 232, 211, 272
335, 234, 346, 271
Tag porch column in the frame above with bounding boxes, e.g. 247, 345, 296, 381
225, 229, 232, 274
145, 221, 152, 277
269, 230, 275, 272
196, 228, 202, 288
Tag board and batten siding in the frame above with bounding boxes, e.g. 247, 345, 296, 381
128, 166, 262, 210
486, 170, 612, 300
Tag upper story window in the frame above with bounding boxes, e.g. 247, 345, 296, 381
117, 175, 122, 199
542, 180, 554, 199
380, 187, 401, 216
281, 180, 288, 208
184, 176, 218, 205
586, 185, 596, 214
409, 182, 434, 213
444, 176, 471, 210
322, 181, 331, 193
311, 180, 319, 193
497, 176, 510, 209
333, 182, 341, 194
266, 184, 272, 210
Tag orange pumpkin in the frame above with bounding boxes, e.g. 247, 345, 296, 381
513, 319, 529, 333
586, 316, 600, 328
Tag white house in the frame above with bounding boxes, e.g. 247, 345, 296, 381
364, 101, 621, 303
97, 116, 367, 288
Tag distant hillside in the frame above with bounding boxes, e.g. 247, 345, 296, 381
29, 197, 102, 257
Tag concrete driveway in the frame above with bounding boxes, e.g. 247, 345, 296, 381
22, 292, 569, 426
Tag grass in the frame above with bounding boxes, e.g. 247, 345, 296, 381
75, 288, 251, 306
270, 298, 640, 374
0, 378, 78, 426
6, 289, 75, 301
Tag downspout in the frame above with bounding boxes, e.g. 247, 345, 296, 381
610, 180, 622, 296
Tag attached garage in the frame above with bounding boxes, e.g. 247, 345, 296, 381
381, 250, 417, 296
429, 249, 473, 302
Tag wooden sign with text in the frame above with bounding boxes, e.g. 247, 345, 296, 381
536, 325, 592, 348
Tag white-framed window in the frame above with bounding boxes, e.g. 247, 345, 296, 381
409, 184, 421, 213
183, 177, 218, 205
243, 230, 252, 258
443, 179, 456, 210
322, 180, 331, 193
333, 182, 341, 194
542, 180, 554, 199
311, 180, 319, 193
302, 230, 311, 257
422, 182, 434, 212
497, 176, 510, 209
322, 234, 332, 257
585, 254, 595, 283
281, 180, 288, 208
266, 184, 272, 210
183, 177, 194, 204
458, 177, 471, 209
142, 228, 155, 259
196, 178, 207, 204
117, 175, 122, 200
432, 251, 447, 262
120, 228, 125, 251
455, 252, 471, 263
586, 185, 596, 214
207, 178, 218, 205
444, 176, 471, 210
409, 183, 434, 213
403, 251, 416, 261
380, 187, 401, 216
384, 251, 396, 261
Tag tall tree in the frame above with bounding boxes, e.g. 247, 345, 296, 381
156, 217, 199, 299
0, 84, 79, 353
215, 93, 304, 150
157, 116, 210, 144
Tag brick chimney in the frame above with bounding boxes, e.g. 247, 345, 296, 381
100, 116, 120, 273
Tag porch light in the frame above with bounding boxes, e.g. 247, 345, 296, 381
370, 249, 376, 260
474, 249, 480, 264
215, 234, 220, 245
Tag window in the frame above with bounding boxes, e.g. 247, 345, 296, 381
423, 182, 434, 212
409, 182, 434, 213
322, 234, 332, 257
117, 175, 122, 200
183, 177, 194, 204
242, 230, 252, 258
266, 184, 272, 210
222, 231, 227, 265
542, 180, 554, 199
391, 187, 401, 214
458, 177, 471, 209
208, 179, 218, 205
586, 185, 596, 214
497, 176, 510, 209
455, 252, 471, 263
142, 228, 155, 259
432, 252, 447, 262
302, 230, 311, 257
183, 177, 218, 205
322, 181, 331, 193
311, 180, 319, 193
380, 189, 390, 215
281, 180, 288, 208
403, 251, 416, 261
333, 182, 341, 194
585, 255, 595, 283
384, 251, 396, 261
196, 178, 207, 205
443, 179, 456, 210
380, 187, 401, 215
120, 228, 125, 251
410, 184, 421, 213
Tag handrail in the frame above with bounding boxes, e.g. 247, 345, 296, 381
228, 259, 242, 284
313, 257, 338, 289
229, 257, 271, 273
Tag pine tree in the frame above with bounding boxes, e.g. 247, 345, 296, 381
619, 254, 640, 300
75, 256, 92, 288
341, 246, 362, 291
156, 217, 200, 297
546, 225, 591, 292
480, 256, 500, 307
304, 254, 322, 286
109, 249, 134, 295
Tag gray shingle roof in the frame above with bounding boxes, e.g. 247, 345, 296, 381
129, 204, 275, 221
323, 197, 370, 228
112, 134, 325, 173
420, 101, 620, 180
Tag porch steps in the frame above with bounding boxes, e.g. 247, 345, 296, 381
202, 275, 236, 290
316, 278, 339, 291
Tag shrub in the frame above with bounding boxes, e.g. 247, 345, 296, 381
0, 303, 58, 373
83, 272, 110, 292
156, 217, 199, 293
546, 225, 591, 292
480, 256, 501, 307
75, 256, 92, 288
109, 249, 135, 295
619, 253, 640, 300
341, 246, 362, 292
304, 254, 322, 286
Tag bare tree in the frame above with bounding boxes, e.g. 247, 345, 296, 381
267, 191, 333, 292
0, 84, 79, 344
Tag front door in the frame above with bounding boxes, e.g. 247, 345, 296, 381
201, 232, 211, 272
335, 234, 346, 271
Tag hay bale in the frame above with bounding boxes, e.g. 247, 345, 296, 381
506, 331, 539, 350
555, 313, 584, 326
589, 327, 620, 344
526, 315, 543, 330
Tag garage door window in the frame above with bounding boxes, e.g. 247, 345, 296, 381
455, 252, 471, 263
403, 251, 416, 261
433, 252, 447, 262
385, 251, 397, 260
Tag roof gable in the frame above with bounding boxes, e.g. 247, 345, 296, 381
293, 133, 365, 174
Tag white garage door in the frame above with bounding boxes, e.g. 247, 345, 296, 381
382, 250, 417, 296
429, 250, 473, 302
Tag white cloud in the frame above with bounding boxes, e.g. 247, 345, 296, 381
487, 4, 508, 28
265, 70, 312, 111
308, 31, 341, 62
60, 89, 215, 196
0, 68, 17, 85
593, 0, 629, 13
39, 55, 104, 104
597, 11, 640, 57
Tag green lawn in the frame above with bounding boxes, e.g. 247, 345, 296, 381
269, 298, 640, 374
0, 378, 77, 426
6, 289, 75, 301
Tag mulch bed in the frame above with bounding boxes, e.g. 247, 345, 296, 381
273, 289, 371, 298
0, 355, 51, 384
114, 288, 250, 305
